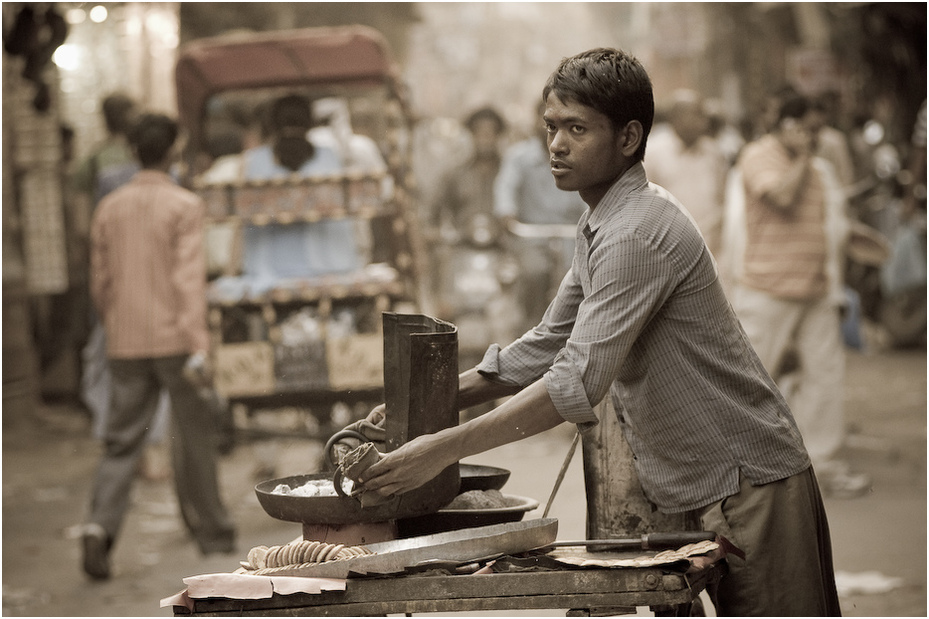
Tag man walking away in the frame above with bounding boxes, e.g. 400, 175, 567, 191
82, 113, 236, 580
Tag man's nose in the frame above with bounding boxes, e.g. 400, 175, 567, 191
549, 131, 567, 155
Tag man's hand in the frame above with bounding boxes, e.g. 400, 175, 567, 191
183, 351, 213, 390
357, 431, 456, 498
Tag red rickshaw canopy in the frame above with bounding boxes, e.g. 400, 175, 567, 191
175, 25, 402, 144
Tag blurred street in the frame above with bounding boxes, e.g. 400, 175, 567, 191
2, 3, 925, 617
1, 345, 925, 617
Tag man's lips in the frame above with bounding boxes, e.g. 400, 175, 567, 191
551, 159, 570, 175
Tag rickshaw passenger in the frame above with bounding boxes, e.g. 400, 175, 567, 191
239, 93, 362, 290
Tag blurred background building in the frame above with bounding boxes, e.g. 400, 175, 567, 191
3, 1, 926, 422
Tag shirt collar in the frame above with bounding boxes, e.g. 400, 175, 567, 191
586, 162, 648, 234
133, 169, 172, 183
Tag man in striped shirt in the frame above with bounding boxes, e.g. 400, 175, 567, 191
82, 114, 236, 580
731, 94, 870, 500
361, 49, 840, 616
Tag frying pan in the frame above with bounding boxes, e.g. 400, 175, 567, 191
255, 471, 455, 525
256, 463, 510, 524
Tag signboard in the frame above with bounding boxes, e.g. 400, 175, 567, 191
326, 334, 384, 390
213, 341, 276, 397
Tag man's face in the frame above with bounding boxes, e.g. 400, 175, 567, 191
543, 94, 631, 208
671, 102, 708, 147
777, 113, 817, 157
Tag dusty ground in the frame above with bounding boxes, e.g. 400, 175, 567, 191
2, 345, 926, 617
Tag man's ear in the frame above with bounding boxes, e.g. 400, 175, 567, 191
620, 120, 644, 157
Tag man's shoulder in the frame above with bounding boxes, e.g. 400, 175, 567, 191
600, 178, 694, 234
163, 179, 206, 208
115, 172, 202, 204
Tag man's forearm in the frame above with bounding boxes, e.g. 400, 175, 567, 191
444, 378, 565, 464
457, 367, 522, 410
358, 378, 567, 497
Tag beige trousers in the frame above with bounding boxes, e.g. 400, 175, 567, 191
731, 286, 847, 473
698, 467, 842, 616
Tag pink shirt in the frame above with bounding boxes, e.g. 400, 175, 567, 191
737, 135, 828, 300
91, 170, 210, 358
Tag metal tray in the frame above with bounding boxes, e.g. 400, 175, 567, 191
251, 518, 559, 579
397, 494, 538, 537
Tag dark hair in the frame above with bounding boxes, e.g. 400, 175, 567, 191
465, 106, 506, 134
270, 93, 315, 171
778, 94, 812, 123
542, 48, 654, 162
128, 113, 178, 167
102, 93, 136, 135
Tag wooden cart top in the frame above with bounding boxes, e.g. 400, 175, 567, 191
173, 561, 721, 616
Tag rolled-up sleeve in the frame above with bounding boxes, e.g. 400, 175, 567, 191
477, 256, 580, 377
544, 231, 678, 425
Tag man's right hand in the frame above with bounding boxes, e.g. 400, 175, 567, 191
779, 117, 814, 158
182, 351, 213, 389
357, 431, 456, 498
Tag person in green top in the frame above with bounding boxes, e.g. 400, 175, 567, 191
72, 92, 138, 206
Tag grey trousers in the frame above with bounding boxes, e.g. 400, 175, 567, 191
87, 355, 235, 548
699, 466, 842, 616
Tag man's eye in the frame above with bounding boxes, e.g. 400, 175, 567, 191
571, 125, 585, 134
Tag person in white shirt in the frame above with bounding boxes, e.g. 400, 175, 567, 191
645, 89, 729, 257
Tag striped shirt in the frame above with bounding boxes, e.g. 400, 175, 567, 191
738, 134, 828, 300
477, 163, 810, 513
91, 170, 210, 359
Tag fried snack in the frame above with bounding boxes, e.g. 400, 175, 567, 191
322, 543, 344, 563
246, 541, 375, 570
301, 540, 319, 563
247, 545, 269, 570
